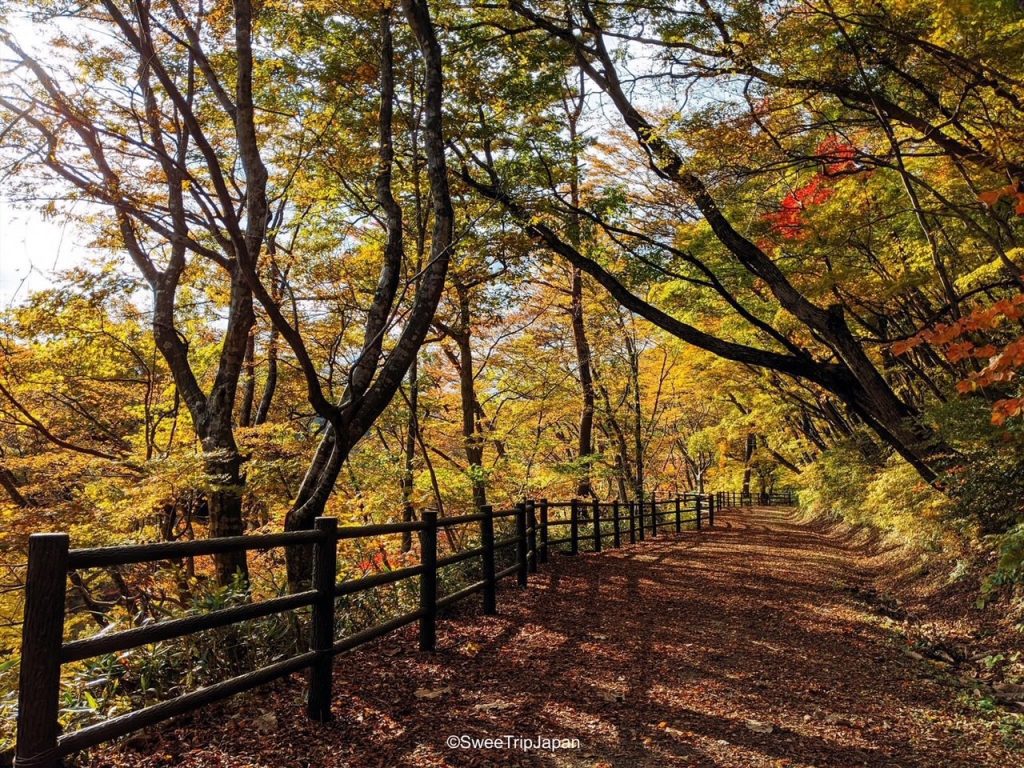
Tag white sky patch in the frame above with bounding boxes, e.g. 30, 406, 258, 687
0, 199, 89, 307
0, 7, 97, 307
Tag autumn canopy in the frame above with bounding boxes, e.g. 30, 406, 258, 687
1, 0, 1024, 754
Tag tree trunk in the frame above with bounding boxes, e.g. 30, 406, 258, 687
742, 433, 755, 500
564, 78, 595, 498
627, 332, 644, 506
504, 10, 949, 483
402, 357, 418, 552
254, 323, 278, 425
453, 285, 488, 510
281, 0, 454, 592
238, 330, 256, 428
0, 466, 30, 507
570, 268, 596, 498
203, 444, 249, 584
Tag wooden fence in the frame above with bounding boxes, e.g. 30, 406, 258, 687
14, 490, 794, 767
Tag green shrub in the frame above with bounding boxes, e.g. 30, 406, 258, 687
798, 442, 870, 521
798, 443, 951, 548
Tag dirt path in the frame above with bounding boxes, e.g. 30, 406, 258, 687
90, 507, 1021, 768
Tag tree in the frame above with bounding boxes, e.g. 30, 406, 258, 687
0, 0, 456, 587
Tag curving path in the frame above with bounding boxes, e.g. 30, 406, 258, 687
89, 507, 1019, 768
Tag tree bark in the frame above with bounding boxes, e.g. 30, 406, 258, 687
238, 330, 256, 428
401, 357, 419, 552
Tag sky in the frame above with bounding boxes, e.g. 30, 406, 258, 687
0, 7, 91, 307
0, 199, 87, 307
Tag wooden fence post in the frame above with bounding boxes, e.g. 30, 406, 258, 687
480, 504, 496, 615
308, 516, 338, 722
570, 498, 579, 555
628, 501, 637, 544
527, 500, 538, 574
709, 494, 716, 526
695, 494, 702, 531
515, 502, 528, 587
650, 491, 658, 538
539, 498, 549, 564
612, 500, 621, 548
15, 533, 69, 768
637, 495, 645, 542
675, 495, 682, 533
592, 500, 601, 552
419, 511, 438, 651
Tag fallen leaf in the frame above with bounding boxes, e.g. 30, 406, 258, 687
414, 686, 452, 700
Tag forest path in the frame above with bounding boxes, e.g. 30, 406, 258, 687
90, 507, 1019, 768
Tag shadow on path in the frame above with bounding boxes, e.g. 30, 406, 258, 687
89, 507, 1019, 768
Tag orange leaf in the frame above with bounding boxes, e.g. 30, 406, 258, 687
944, 341, 974, 362
973, 344, 998, 358
891, 338, 921, 356
978, 185, 1017, 207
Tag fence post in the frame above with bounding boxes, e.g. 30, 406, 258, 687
650, 491, 658, 538
675, 495, 682, 533
570, 498, 579, 555
709, 493, 716, 526
16, 533, 69, 768
308, 516, 338, 721
592, 500, 601, 552
637, 494, 645, 542
612, 500, 621, 548
695, 494, 702, 531
527, 500, 538, 574
480, 505, 496, 615
515, 502, 528, 587
419, 510, 438, 651
539, 498, 549, 564
628, 501, 637, 544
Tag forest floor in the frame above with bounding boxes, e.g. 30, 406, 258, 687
86, 507, 1024, 768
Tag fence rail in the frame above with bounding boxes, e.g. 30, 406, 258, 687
14, 490, 795, 767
